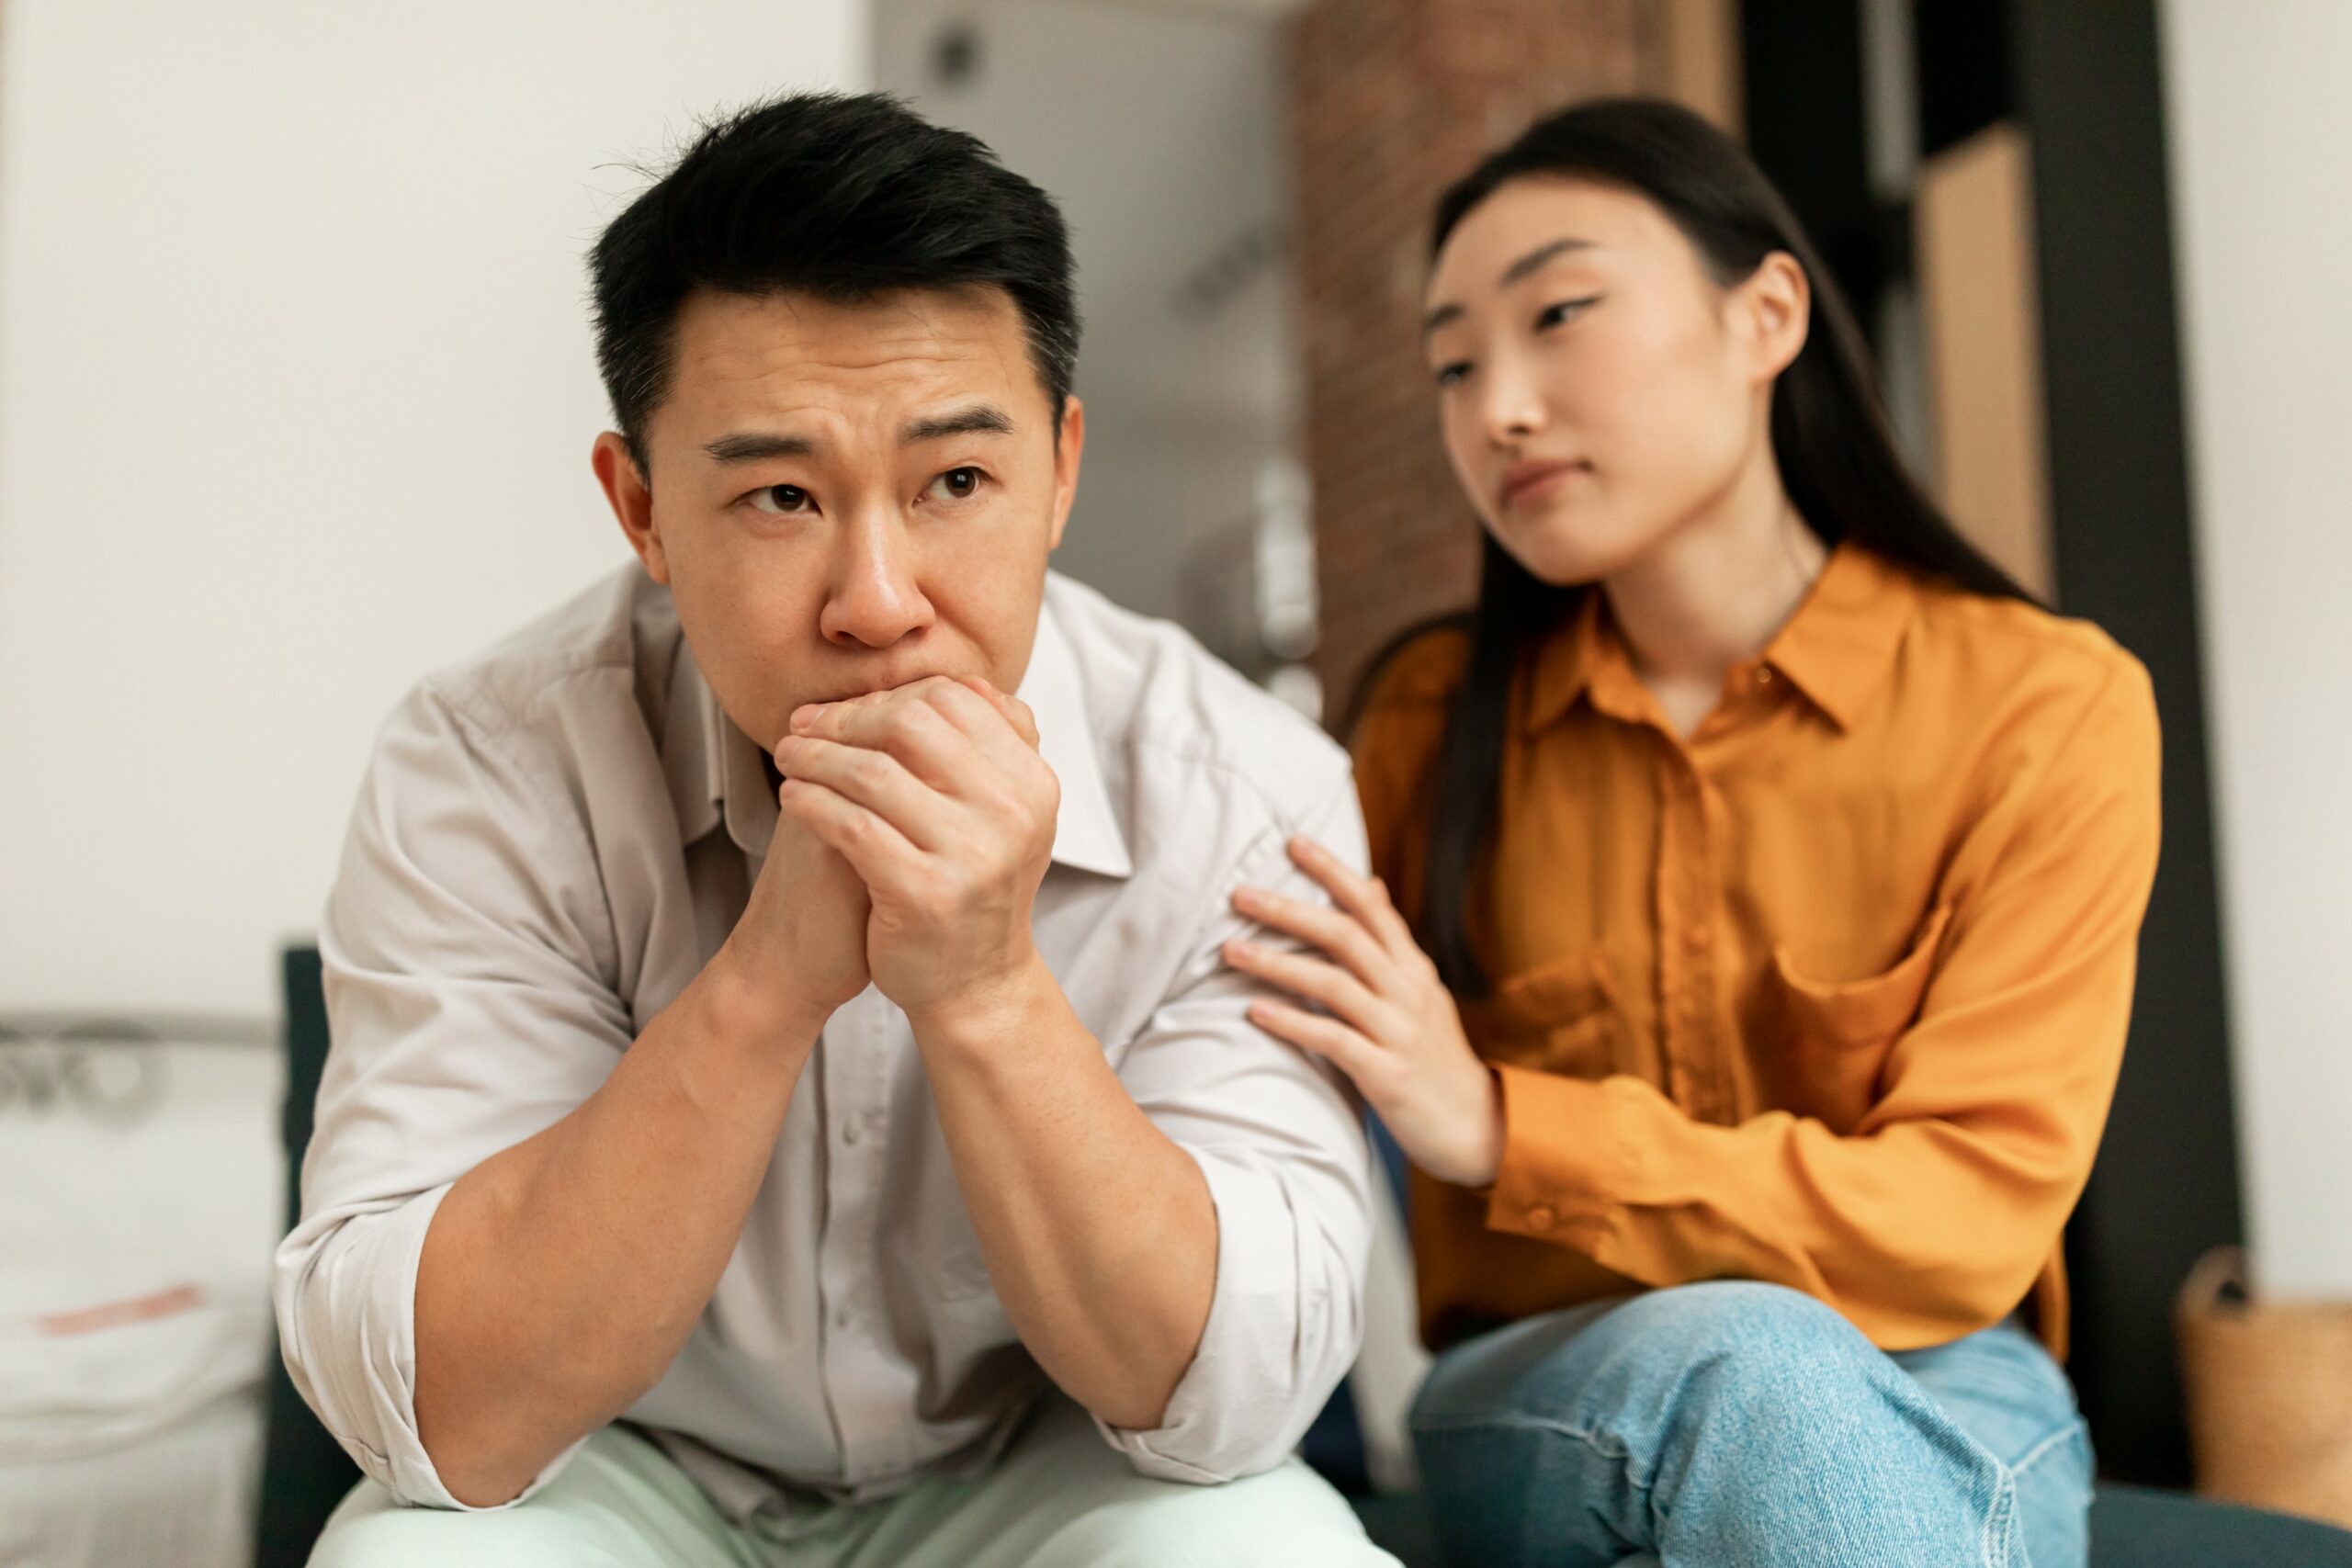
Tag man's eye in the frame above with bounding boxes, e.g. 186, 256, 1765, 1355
925, 468, 984, 502
1433, 361, 1472, 390
748, 484, 812, 515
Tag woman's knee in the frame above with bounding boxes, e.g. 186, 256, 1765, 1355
1601, 1283, 1893, 1430
1601, 1280, 1859, 1355
1418, 1284, 1873, 1433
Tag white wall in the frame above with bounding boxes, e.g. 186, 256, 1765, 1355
0, 1, 866, 1019
2161, 0, 2352, 1297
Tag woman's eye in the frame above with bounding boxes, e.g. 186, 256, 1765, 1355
1433, 361, 1473, 390
1536, 295, 1600, 331
747, 484, 811, 515
925, 467, 985, 502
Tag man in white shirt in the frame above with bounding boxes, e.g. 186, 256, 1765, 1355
275, 91, 1395, 1565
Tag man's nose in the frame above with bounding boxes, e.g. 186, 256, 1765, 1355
819, 513, 935, 650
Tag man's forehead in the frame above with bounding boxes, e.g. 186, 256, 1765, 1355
673, 285, 1028, 391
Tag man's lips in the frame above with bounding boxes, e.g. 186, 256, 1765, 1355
805, 671, 966, 706
1498, 458, 1589, 509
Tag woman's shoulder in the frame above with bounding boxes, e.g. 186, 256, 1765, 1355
1910, 576, 2149, 695
1902, 574, 2159, 768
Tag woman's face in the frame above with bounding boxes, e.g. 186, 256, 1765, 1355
1423, 175, 1802, 586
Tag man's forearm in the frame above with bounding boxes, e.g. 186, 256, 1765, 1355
913, 959, 1219, 1431
412, 962, 820, 1506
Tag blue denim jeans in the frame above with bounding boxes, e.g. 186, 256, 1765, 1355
1411, 1283, 2092, 1568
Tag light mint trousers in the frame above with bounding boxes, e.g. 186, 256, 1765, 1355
309, 1394, 1398, 1567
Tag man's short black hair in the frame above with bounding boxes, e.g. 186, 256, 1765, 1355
590, 91, 1081, 468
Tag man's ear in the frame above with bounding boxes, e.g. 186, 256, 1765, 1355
1738, 252, 1811, 386
1046, 395, 1086, 553
594, 431, 668, 584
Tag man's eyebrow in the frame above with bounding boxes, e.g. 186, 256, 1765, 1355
703, 431, 817, 463
1424, 236, 1600, 337
903, 404, 1015, 443
699, 405, 1015, 463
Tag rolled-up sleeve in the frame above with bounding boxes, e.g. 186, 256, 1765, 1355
273, 680, 634, 1509
1094, 776, 1375, 1483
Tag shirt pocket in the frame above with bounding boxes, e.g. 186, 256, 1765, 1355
1458, 950, 1622, 1079
1765, 902, 1953, 1133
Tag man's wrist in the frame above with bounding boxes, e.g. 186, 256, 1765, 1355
904, 948, 1063, 1064
693, 944, 836, 1055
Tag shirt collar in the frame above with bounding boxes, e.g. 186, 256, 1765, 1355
1015, 592, 1135, 879
662, 587, 1133, 878
1519, 542, 1915, 737
662, 630, 774, 860
1757, 544, 1917, 730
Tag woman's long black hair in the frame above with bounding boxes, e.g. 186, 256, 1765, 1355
1404, 97, 2033, 998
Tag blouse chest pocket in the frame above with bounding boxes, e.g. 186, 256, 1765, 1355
1763, 903, 1953, 1134
1459, 950, 1622, 1080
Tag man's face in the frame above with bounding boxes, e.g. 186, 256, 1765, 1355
594, 286, 1083, 749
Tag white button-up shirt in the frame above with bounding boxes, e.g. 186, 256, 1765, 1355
273, 564, 1374, 1517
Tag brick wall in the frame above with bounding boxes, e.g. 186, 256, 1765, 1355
1285, 0, 1683, 717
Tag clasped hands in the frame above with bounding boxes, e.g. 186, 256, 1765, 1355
768, 674, 1060, 1035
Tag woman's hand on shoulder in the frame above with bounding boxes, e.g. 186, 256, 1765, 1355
1225, 837, 1503, 1189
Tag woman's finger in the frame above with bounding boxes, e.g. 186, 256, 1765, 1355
1287, 836, 1420, 957
1223, 939, 1394, 1041
1246, 998, 1381, 1083
1231, 884, 1391, 991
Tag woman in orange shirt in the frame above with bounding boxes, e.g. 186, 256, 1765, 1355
1225, 99, 2157, 1568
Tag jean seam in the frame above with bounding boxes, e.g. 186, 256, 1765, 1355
2005, 1416, 2087, 1486
1980, 1468, 2018, 1568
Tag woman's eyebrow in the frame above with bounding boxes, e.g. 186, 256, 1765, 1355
1498, 235, 1599, 288
1424, 235, 1601, 337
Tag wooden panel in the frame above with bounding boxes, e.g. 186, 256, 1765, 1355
1657, 0, 1743, 133
1916, 120, 2055, 598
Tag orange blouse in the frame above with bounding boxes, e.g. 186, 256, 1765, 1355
1351, 544, 2161, 1359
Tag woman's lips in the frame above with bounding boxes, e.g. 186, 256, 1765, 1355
1499, 459, 1589, 510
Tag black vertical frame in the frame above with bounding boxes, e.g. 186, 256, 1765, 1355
2010, 0, 2243, 1489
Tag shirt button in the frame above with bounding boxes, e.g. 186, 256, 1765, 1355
842, 1113, 865, 1145
832, 1303, 855, 1330
1757, 667, 1776, 685
1525, 1204, 1556, 1232
1685, 922, 1709, 950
